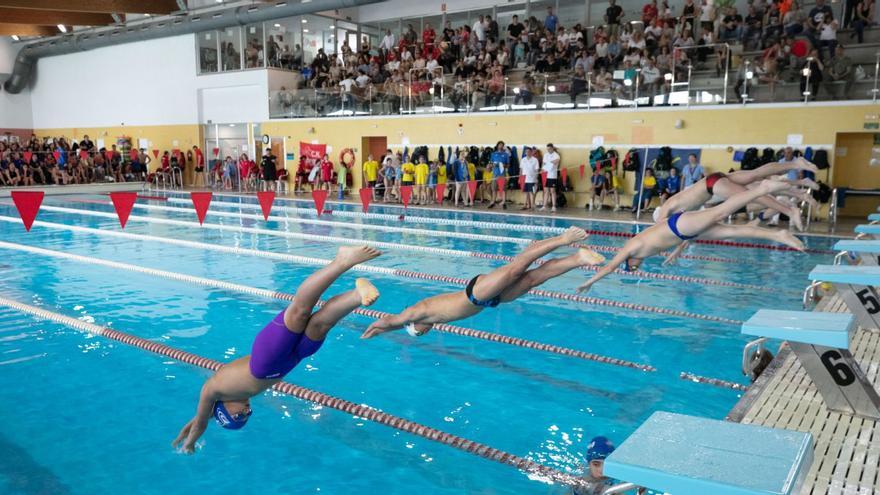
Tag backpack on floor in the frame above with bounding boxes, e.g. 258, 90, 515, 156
605, 149, 619, 172
654, 146, 673, 172
507, 146, 520, 188
741, 147, 760, 170
760, 147, 776, 165
623, 148, 641, 172
467, 146, 480, 165
589, 147, 606, 171
556, 188, 568, 207
813, 149, 830, 169
812, 181, 832, 203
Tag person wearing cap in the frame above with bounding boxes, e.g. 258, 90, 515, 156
572, 436, 617, 495
172, 246, 381, 453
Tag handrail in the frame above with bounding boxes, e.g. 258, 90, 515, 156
672, 42, 731, 105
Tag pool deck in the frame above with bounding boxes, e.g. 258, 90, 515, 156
727, 293, 880, 494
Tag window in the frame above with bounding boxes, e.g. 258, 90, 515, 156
244, 23, 265, 68
197, 31, 218, 74
218, 26, 242, 71
266, 17, 303, 70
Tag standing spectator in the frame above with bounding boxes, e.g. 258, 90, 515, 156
545, 6, 559, 33
681, 154, 704, 190
540, 143, 560, 213
222, 156, 236, 190
261, 149, 277, 192
681, 0, 698, 29
643, 0, 659, 25
824, 45, 854, 98
807, 0, 834, 45
381, 29, 395, 54
799, 48, 823, 100
508, 15, 525, 42
473, 15, 487, 47
453, 150, 470, 207
422, 22, 436, 53
486, 15, 499, 41
605, 0, 625, 37
818, 18, 839, 62
362, 153, 379, 200
520, 146, 540, 210
488, 141, 510, 209
699, 0, 716, 33
850, 0, 876, 42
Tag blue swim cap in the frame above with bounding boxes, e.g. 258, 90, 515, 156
213, 401, 251, 430
586, 436, 615, 461
623, 260, 636, 272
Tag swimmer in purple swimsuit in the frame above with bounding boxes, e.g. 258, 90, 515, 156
361, 227, 606, 340
576, 180, 805, 294
173, 245, 381, 454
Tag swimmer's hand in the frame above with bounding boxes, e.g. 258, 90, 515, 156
575, 281, 593, 294
172, 418, 207, 454
361, 321, 396, 339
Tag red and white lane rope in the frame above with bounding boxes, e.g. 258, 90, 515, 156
0, 216, 741, 325
163, 196, 831, 254
678, 371, 749, 391
43, 203, 766, 291
0, 295, 589, 489
0, 240, 653, 372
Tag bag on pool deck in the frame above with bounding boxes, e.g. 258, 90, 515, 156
760, 147, 776, 165
556, 187, 568, 207
740, 147, 760, 170
589, 147, 606, 171
467, 146, 480, 165
623, 148, 641, 172
813, 149, 830, 169
654, 146, 673, 172
605, 149, 619, 172
812, 181, 832, 203
507, 146, 520, 188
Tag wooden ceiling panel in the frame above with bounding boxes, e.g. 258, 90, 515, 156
0, 7, 116, 26
0, 23, 60, 36
0, 1, 178, 15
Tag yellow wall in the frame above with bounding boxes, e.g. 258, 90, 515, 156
834, 132, 880, 217
36, 103, 880, 212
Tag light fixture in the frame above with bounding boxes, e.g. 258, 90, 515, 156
274, 23, 281, 27
513, 87, 520, 94
548, 85, 556, 92
303, 28, 309, 33
11, 35, 20, 41
57, 24, 68, 33
664, 73, 673, 81
301, 19, 307, 23
229, 124, 236, 127
745, 71, 754, 80
144, 13, 152, 17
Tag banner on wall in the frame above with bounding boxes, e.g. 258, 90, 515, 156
300, 142, 327, 160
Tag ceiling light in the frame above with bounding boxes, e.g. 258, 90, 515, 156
229, 124, 236, 127
301, 19, 308, 23
303, 28, 309, 33
11, 35, 20, 41
144, 13, 151, 17
57, 24, 68, 33
274, 23, 281, 27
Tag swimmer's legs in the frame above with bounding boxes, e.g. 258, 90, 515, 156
498, 249, 604, 302
714, 179, 802, 228
284, 246, 381, 332
304, 279, 379, 340
726, 158, 817, 185
699, 223, 804, 251
674, 181, 789, 238
470, 227, 587, 301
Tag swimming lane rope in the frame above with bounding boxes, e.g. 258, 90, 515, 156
0, 295, 590, 489
50, 202, 766, 291
0, 216, 742, 325
679, 371, 749, 391
0, 240, 653, 372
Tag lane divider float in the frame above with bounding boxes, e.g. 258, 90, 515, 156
0, 240, 653, 371
0, 295, 590, 489
679, 371, 749, 391
0, 216, 742, 325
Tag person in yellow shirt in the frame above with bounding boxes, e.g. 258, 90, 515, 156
362, 154, 379, 200
635, 167, 658, 212
436, 161, 447, 205
414, 157, 430, 205
467, 161, 478, 204
479, 164, 493, 203
401, 160, 415, 187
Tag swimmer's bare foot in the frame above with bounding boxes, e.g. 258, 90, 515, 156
799, 178, 819, 190
796, 157, 819, 174
787, 207, 805, 232
576, 248, 606, 266
336, 246, 381, 266
797, 190, 819, 208
355, 278, 380, 306
561, 226, 588, 244
775, 230, 805, 251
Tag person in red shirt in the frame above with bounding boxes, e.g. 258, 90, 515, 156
239, 153, 253, 191
320, 154, 334, 191
422, 23, 436, 52
643, 0, 659, 24
193, 145, 205, 187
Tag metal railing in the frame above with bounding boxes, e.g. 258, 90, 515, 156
672, 42, 731, 106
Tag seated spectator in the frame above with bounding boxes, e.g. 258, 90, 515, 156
569, 65, 589, 103
783, 1, 807, 37
824, 45, 854, 98
660, 166, 681, 203
763, 2, 784, 45
720, 7, 744, 41
743, 5, 764, 49
643, 0, 659, 25
641, 58, 662, 96
850, 0, 875, 43
817, 17, 838, 62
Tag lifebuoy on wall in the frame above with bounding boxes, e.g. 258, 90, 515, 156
339, 148, 355, 169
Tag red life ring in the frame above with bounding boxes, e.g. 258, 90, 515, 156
339, 148, 355, 169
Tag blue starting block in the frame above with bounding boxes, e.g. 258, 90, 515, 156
742, 309, 880, 420
868, 213, 880, 223
603, 411, 813, 495
855, 224, 880, 240
834, 240, 880, 266
809, 265, 880, 331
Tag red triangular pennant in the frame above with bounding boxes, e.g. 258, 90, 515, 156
518, 175, 526, 191
11, 191, 44, 232
541, 171, 548, 188
129, 149, 139, 161
109, 192, 137, 229
579, 164, 586, 179
466, 180, 478, 201
212, 147, 220, 157
561, 168, 568, 184
611, 156, 617, 170
52, 151, 60, 162
359, 188, 372, 213
190, 192, 212, 225
257, 191, 275, 220
400, 185, 413, 208
79, 149, 88, 159
312, 189, 329, 215
23, 151, 33, 163
435, 183, 446, 204
152, 149, 160, 159
495, 176, 506, 192
104, 150, 114, 162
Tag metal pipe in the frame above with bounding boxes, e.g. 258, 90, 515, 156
803, 57, 813, 104
873, 52, 880, 103
722, 43, 729, 104
5, 0, 383, 93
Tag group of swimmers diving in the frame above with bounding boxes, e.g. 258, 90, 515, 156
172, 156, 817, 487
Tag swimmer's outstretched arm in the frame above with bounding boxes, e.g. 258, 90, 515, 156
361, 302, 430, 339
576, 248, 630, 293
172, 381, 219, 454
662, 241, 689, 266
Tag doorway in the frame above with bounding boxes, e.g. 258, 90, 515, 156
361, 136, 388, 164
834, 133, 880, 217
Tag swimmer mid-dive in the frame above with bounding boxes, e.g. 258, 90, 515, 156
652, 158, 819, 231
361, 227, 605, 339
577, 180, 804, 294
172, 246, 381, 454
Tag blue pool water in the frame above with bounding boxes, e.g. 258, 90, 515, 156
0, 193, 837, 494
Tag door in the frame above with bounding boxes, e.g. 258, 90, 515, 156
834, 133, 880, 217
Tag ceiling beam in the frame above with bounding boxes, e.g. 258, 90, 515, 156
0, 23, 59, 36
0, 8, 116, 26
0, 0, 178, 15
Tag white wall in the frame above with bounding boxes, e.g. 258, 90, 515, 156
28, 33, 271, 128
358, 0, 506, 23
0, 37, 33, 129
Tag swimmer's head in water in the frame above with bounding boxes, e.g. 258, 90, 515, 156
623, 258, 643, 272
213, 400, 252, 430
586, 436, 615, 477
